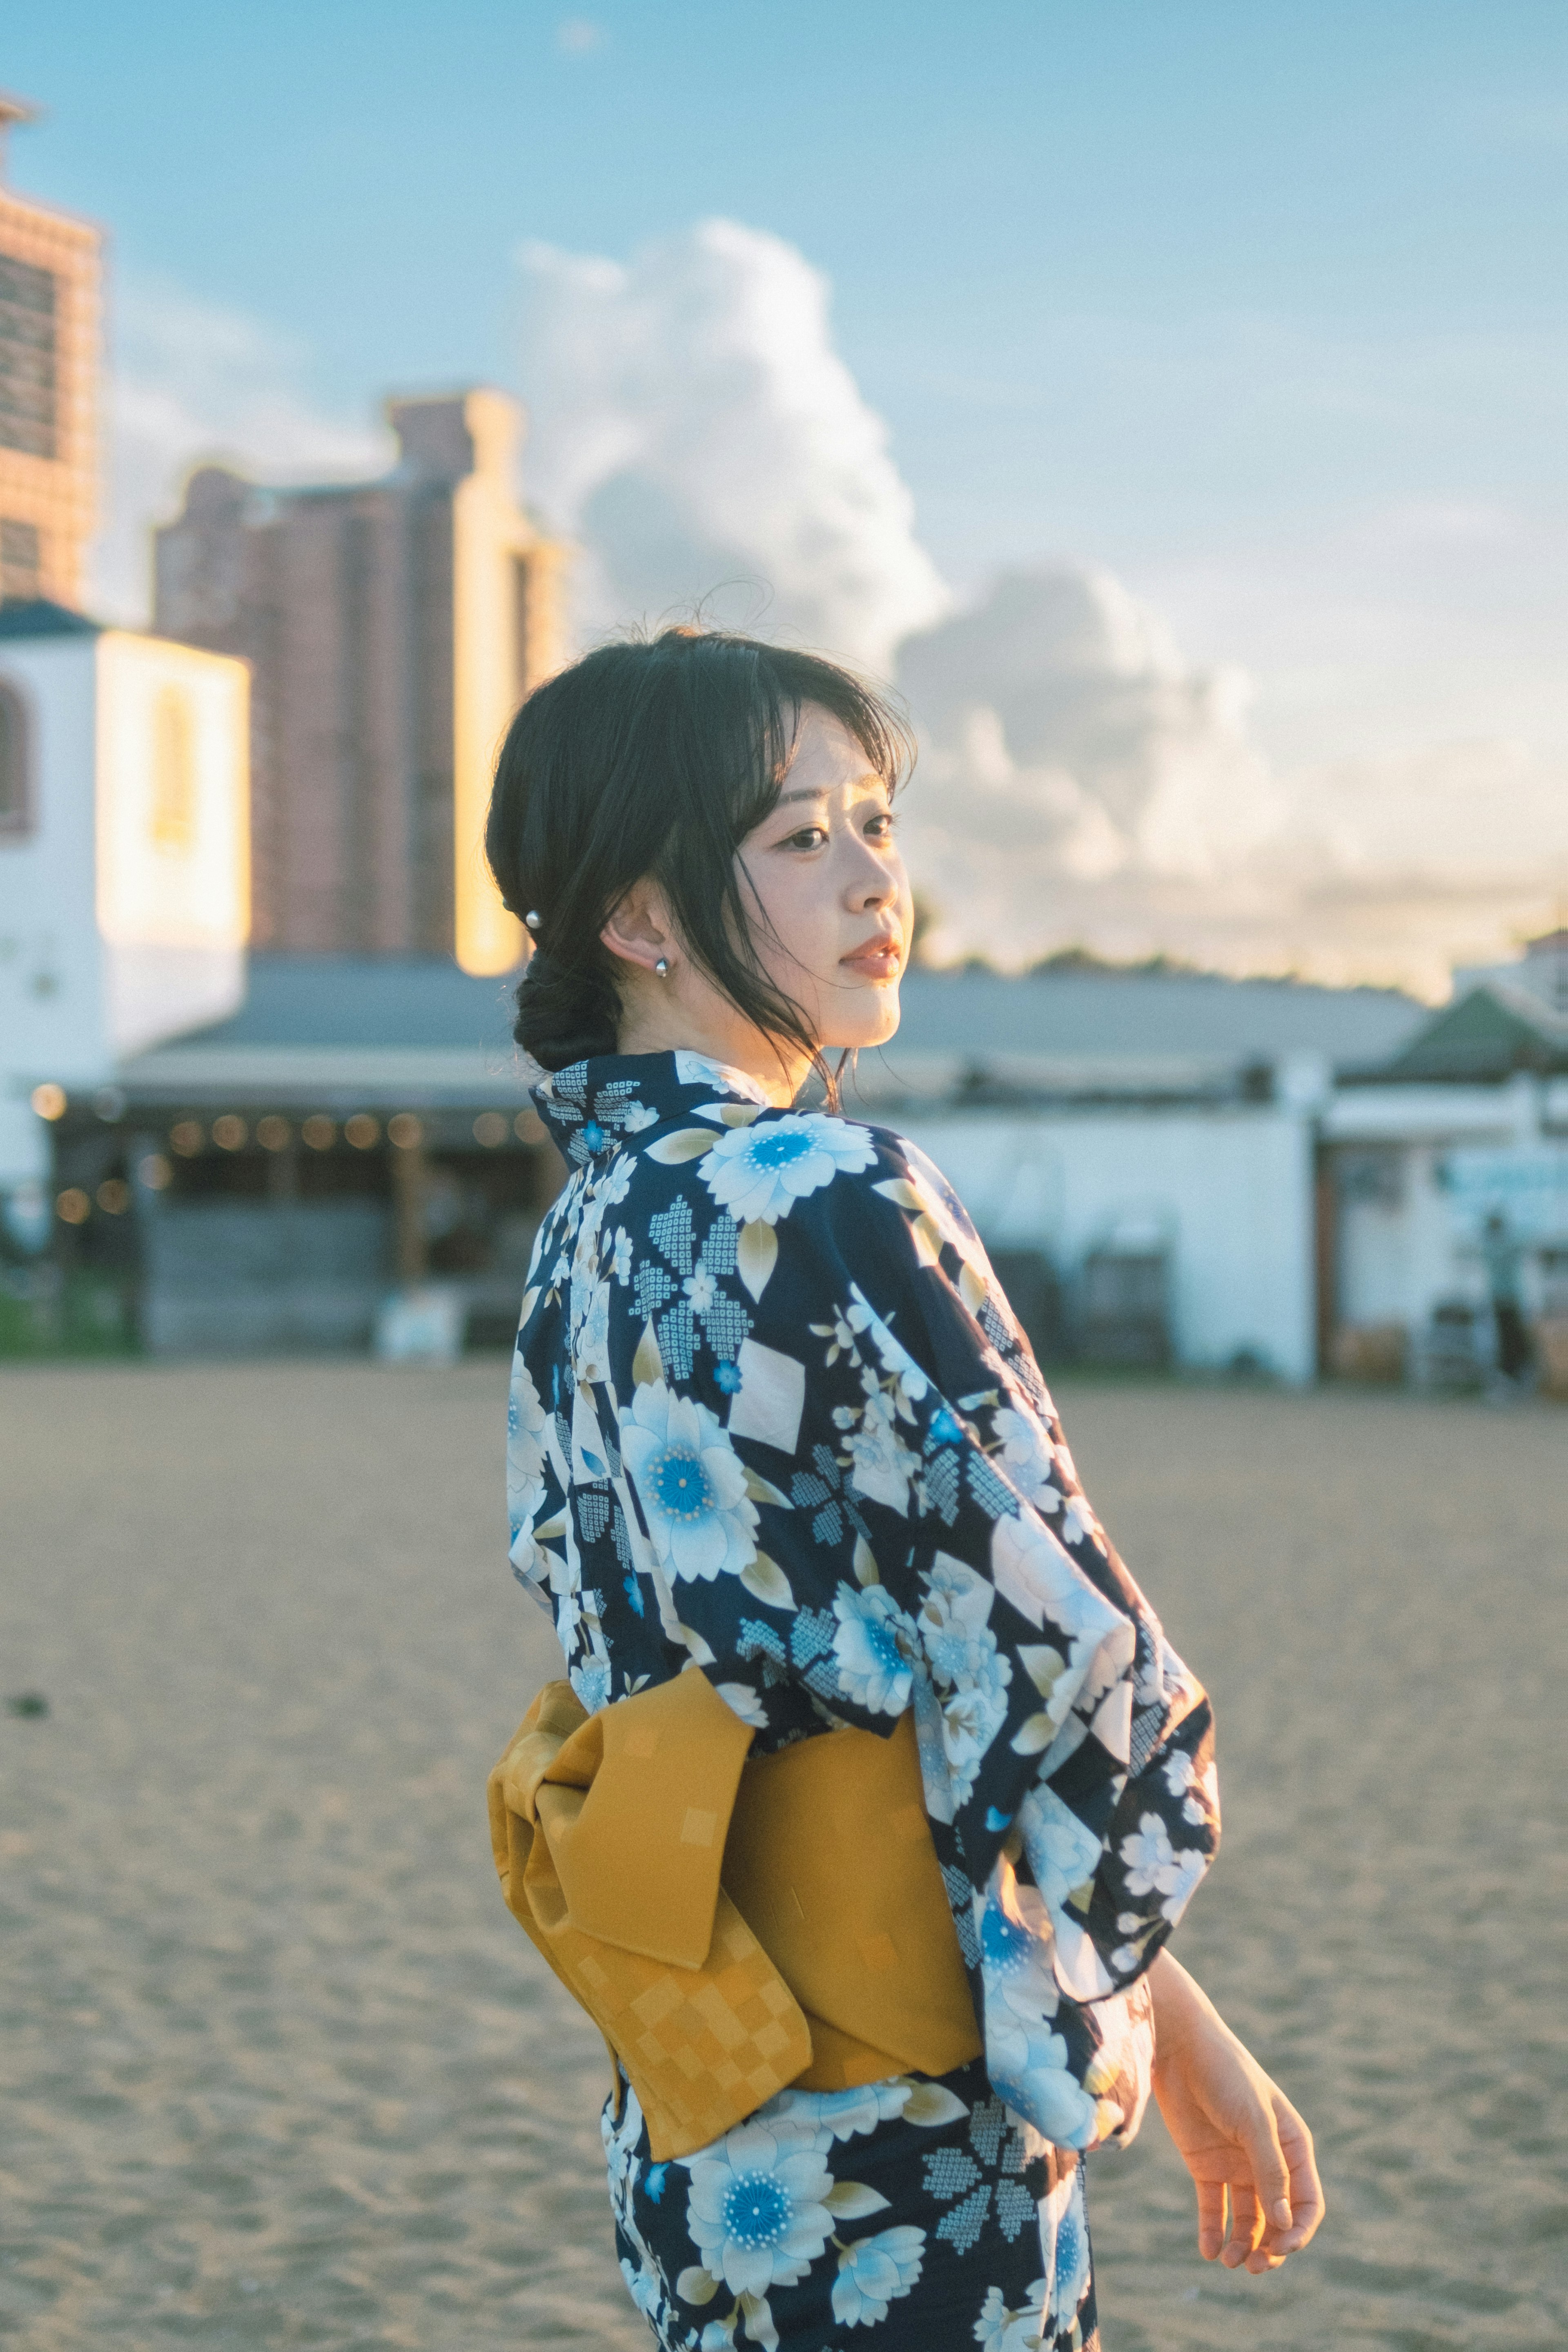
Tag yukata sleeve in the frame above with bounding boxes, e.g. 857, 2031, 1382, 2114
699, 1128, 1218, 2146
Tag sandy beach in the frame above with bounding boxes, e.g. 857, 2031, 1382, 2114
2, 1361, 1564, 2351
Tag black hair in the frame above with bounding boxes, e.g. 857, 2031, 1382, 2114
484, 627, 912, 1093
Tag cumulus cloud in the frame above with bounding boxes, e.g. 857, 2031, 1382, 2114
514, 219, 950, 670
895, 569, 1568, 996
96, 234, 1566, 1000
95, 277, 387, 623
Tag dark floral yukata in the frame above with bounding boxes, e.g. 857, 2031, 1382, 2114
508, 1051, 1220, 2352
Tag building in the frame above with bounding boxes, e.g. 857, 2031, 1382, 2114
1452, 924, 1568, 1020
0, 600, 249, 1343
0, 94, 99, 609
849, 967, 1425, 1385
1321, 955, 1568, 1387
45, 953, 562, 1354
14, 955, 1432, 1371
153, 390, 566, 975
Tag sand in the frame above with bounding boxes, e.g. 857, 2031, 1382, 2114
2, 1362, 1564, 2351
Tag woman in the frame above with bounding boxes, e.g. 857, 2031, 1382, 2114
486, 628, 1322, 2352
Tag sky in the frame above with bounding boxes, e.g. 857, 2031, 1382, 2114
11, 1, 1568, 991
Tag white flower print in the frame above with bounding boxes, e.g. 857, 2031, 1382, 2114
701, 1113, 875, 1227
831, 1583, 919, 1715
1119, 1813, 1179, 1896
763, 2077, 933, 2147
917, 1554, 1012, 1806
621, 1381, 760, 1583
1019, 1782, 1104, 1927
1059, 1489, 1101, 1549
575, 1274, 612, 1386
831, 2225, 925, 2328
684, 1263, 719, 1315
1158, 1845, 1208, 1922
1041, 2160, 1093, 2328
619, 2254, 661, 2314
570, 1655, 612, 1715
1163, 1744, 1221, 1826
980, 1880, 1101, 2147
990, 1511, 1122, 1653
506, 1361, 550, 1581
714, 1680, 769, 1730
620, 1100, 658, 1133
844, 1285, 929, 1404
673, 1049, 772, 1101
684, 2120, 834, 2298
991, 1403, 1055, 1501
599, 1150, 635, 1206
845, 1385, 918, 1515
974, 2278, 1049, 2352
939, 1671, 1011, 1809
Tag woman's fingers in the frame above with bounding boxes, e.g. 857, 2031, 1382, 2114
1268, 2101, 1325, 2252
1221, 2180, 1265, 2269
1236, 2092, 1294, 2238
1195, 2177, 1229, 2261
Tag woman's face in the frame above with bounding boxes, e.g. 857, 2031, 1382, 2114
735, 702, 913, 1054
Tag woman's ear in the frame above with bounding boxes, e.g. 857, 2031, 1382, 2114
601, 879, 674, 975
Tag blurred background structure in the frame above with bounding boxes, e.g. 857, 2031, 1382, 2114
0, 91, 97, 607
0, 46, 1566, 1395
153, 392, 565, 971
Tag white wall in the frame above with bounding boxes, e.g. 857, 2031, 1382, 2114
890, 1102, 1317, 1382
0, 628, 250, 1190
1325, 1081, 1555, 1334
0, 638, 109, 1184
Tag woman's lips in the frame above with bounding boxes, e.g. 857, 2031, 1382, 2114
840, 939, 903, 982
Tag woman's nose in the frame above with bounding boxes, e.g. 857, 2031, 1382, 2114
845, 842, 894, 905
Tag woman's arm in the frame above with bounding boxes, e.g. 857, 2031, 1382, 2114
1148, 1949, 1325, 2272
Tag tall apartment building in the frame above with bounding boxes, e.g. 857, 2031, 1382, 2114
154, 389, 566, 975
0, 94, 100, 608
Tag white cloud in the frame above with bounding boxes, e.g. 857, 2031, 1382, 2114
95, 277, 387, 624
514, 219, 950, 672
95, 238, 1568, 1001
556, 17, 606, 52
894, 569, 1568, 997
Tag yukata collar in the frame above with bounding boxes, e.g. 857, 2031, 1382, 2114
531, 1049, 775, 1168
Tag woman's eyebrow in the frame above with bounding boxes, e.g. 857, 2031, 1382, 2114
774, 776, 886, 808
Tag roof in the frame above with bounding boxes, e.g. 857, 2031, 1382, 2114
1376, 982, 1568, 1084
0, 599, 102, 639
116, 954, 528, 1112
173, 953, 521, 1050
116, 952, 1432, 1115
852, 968, 1428, 1103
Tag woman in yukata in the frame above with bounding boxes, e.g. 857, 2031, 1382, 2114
484, 628, 1323, 2352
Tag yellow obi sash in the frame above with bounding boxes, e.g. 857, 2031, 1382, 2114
487, 1670, 981, 2159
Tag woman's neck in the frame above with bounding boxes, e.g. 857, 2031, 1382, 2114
614, 999, 811, 1107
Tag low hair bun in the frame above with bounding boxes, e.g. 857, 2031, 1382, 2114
514, 942, 619, 1071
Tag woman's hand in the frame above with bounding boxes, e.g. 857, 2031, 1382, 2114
1148, 1949, 1325, 2274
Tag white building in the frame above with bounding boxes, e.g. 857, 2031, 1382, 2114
0, 600, 249, 1233
1320, 937, 1568, 1382
845, 968, 1423, 1386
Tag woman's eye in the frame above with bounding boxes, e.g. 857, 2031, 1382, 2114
786, 826, 828, 851
865, 811, 897, 840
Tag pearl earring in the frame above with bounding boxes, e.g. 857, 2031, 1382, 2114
655, 958, 669, 978
524, 910, 541, 932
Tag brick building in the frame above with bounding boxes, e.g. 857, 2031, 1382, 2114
154, 389, 566, 974
0, 93, 100, 609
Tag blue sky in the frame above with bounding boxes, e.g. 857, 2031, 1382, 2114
11, 2, 1568, 981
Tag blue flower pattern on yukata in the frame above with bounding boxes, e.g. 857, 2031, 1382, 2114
509, 1050, 1221, 2352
